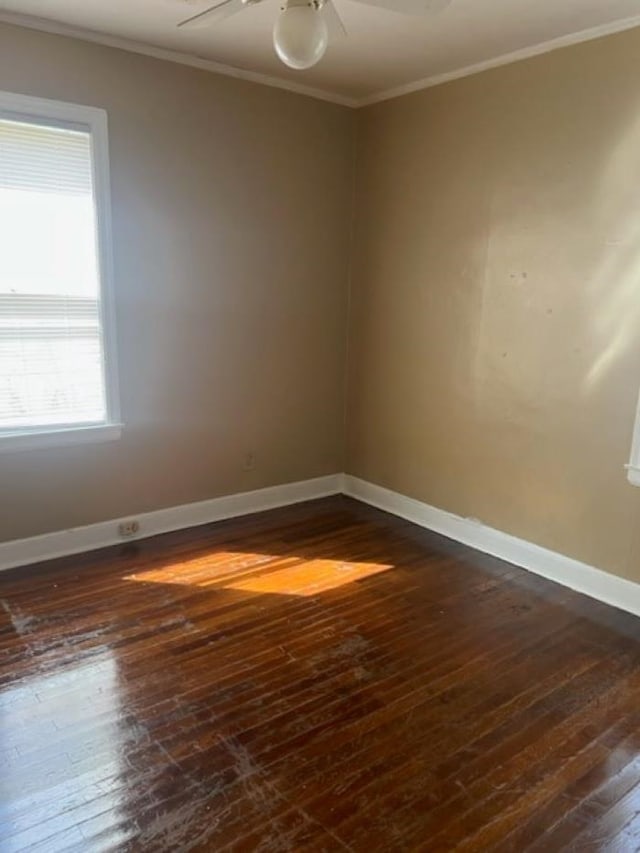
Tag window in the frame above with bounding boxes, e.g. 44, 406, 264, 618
628, 394, 640, 486
0, 92, 120, 452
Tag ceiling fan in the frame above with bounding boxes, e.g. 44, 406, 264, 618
177, 0, 452, 71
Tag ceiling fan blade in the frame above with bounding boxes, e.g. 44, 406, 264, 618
347, 0, 451, 14
178, 0, 245, 29
322, 0, 348, 38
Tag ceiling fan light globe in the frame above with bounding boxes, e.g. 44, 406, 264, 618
273, 6, 329, 70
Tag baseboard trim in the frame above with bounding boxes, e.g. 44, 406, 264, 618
343, 475, 640, 619
0, 474, 343, 572
4, 472, 639, 621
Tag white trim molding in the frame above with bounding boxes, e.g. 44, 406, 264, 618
2, 9, 640, 110
3, 472, 640, 622
626, 386, 640, 487
0, 474, 343, 572
358, 13, 640, 106
0, 11, 357, 109
627, 465, 640, 488
0, 423, 122, 454
343, 475, 640, 619
0, 90, 122, 448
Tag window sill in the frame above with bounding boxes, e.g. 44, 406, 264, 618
627, 464, 640, 487
0, 423, 122, 453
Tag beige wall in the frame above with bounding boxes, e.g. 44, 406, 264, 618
4, 19, 640, 587
0, 23, 354, 541
348, 27, 640, 583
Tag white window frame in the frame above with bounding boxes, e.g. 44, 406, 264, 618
627, 392, 640, 486
0, 90, 121, 453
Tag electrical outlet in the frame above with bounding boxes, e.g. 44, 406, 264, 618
243, 452, 256, 471
118, 520, 140, 538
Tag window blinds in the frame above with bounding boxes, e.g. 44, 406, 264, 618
0, 116, 107, 431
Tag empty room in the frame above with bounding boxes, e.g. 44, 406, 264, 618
2, 0, 640, 849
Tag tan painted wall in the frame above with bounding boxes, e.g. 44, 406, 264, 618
4, 18, 640, 586
0, 23, 354, 541
348, 27, 640, 583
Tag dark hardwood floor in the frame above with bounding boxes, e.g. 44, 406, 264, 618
1, 496, 640, 851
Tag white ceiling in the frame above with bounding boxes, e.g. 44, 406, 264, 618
1, 0, 640, 105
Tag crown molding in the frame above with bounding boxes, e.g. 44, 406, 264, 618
1, 9, 640, 110
358, 12, 640, 107
0, 10, 358, 109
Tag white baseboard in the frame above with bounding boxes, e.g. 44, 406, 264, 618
0, 474, 343, 572
4, 471, 639, 622
343, 475, 640, 619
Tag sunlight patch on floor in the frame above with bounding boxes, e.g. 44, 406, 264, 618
222, 558, 393, 595
124, 550, 283, 586
124, 552, 393, 595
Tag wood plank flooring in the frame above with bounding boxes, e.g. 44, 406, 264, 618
1, 495, 640, 851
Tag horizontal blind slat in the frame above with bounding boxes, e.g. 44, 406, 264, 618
0, 116, 109, 430
0, 119, 93, 195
